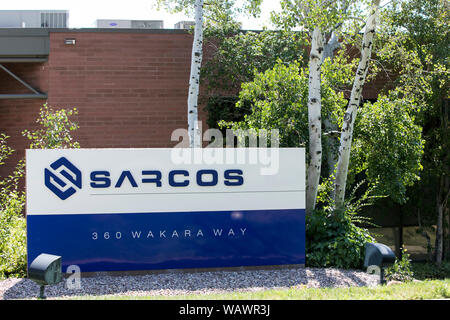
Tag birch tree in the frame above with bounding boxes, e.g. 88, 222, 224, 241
322, 32, 342, 182
187, 0, 204, 148
306, 27, 324, 213
156, 0, 262, 148
334, 0, 381, 207
156, 0, 206, 147
273, 0, 360, 213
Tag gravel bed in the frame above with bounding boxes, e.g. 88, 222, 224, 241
0, 267, 379, 300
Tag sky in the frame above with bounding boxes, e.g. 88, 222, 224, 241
0, 0, 280, 29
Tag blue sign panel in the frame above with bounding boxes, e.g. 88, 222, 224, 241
26, 148, 306, 273
27, 209, 305, 272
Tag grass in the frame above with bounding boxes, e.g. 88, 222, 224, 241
66, 279, 450, 300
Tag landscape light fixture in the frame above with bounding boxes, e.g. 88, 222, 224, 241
364, 242, 396, 285
28, 253, 62, 299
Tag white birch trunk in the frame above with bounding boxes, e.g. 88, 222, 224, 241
306, 28, 324, 214
322, 32, 341, 183
334, 0, 381, 207
187, 0, 204, 148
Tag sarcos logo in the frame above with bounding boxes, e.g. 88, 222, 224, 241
45, 157, 244, 200
44, 157, 82, 200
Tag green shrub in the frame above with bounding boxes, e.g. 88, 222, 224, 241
306, 208, 375, 269
1, 104, 80, 279
411, 261, 450, 280
0, 200, 26, 278
306, 180, 376, 269
22, 103, 80, 149
0, 135, 26, 278
385, 247, 415, 282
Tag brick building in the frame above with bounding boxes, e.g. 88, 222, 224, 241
3, 27, 428, 260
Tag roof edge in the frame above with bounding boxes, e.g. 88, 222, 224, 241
0, 28, 190, 36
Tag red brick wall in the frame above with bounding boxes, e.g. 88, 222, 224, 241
0, 31, 209, 179
48, 31, 208, 148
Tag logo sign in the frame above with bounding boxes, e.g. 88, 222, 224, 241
27, 148, 305, 273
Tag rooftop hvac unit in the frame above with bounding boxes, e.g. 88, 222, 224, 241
174, 21, 195, 29
131, 20, 163, 29
0, 10, 68, 28
96, 20, 131, 28
40, 11, 68, 28
96, 19, 163, 29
